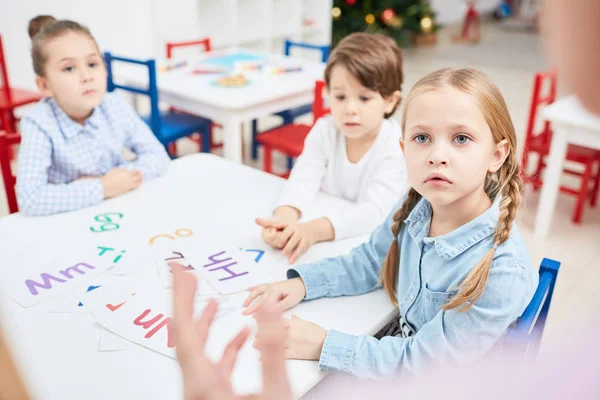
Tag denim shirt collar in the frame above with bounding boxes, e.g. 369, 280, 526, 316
405, 197, 499, 261
48, 97, 102, 139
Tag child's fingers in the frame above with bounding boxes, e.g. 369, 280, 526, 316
219, 326, 251, 378
275, 226, 295, 248
243, 285, 268, 308
243, 292, 269, 315
282, 232, 301, 257
256, 218, 288, 230
288, 240, 309, 264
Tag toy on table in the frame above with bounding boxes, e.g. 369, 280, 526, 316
159, 60, 188, 72
265, 66, 302, 75
213, 74, 249, 88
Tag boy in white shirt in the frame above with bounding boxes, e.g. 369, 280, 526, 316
256, 33, 408, 263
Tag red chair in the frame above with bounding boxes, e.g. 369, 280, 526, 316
165, 38, 220, 155
0, 35, 42, 134
0, 131, 20, 214
256, 80, 329, 178
522, 69, 600, 223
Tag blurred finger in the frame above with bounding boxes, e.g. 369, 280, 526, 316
242, 291, 270, 315
288, 239, 307, 264
195, 299, 219, 348
172, 263, 197, 333
220, 326, 251, 377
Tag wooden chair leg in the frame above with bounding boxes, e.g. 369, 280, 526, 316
573, 161, 593, 223
263, 145, 273, 174
591, 161, 600, 207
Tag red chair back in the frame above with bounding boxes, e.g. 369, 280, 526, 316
0, 131, 20, 214
165, 38, 212, 59
312, 80, 330, 124
523, 69, 558, 152
0, 35, 13, 102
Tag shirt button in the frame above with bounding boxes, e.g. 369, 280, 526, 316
409, 295, 414, 301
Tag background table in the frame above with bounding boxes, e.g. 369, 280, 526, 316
535, 96, 600, 238
0, 154, 396, 399
114, 48, 326, 163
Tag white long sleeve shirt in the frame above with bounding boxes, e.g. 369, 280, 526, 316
275, 116, 408, 239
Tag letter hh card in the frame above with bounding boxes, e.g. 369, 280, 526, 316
184, 242, 273, 295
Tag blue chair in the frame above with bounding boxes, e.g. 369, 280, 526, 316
251, 40, 330, 165
504, 257, 560, 360
104, 52, 212, 157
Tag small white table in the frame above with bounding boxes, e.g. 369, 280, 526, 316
114, 48, 325, 164
534, 96, 600, 238
0, 154, 395, 399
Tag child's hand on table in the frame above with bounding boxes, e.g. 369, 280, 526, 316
101, 168, 143, 199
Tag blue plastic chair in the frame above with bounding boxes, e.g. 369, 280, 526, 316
251, 40, 330, 165
104, 52, 212, 157
504, 257, 560, 360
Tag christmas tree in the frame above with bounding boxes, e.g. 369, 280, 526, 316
332, 0, 440, 47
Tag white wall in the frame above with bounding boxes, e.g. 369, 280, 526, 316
0, 0, 154, 91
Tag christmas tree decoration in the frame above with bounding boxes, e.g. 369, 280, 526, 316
332, 0, 440, 47
420, 16, 433, 33
381, 8, 396, 24
332, 7, 342, 19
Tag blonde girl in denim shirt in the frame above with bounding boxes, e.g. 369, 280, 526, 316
242, 68, 538, 378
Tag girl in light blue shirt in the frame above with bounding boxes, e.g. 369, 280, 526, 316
243, 68, 538, 378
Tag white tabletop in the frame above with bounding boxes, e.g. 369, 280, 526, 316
113, 47, 326, 111
0, 154, 395, 400
543, 96, 600, 133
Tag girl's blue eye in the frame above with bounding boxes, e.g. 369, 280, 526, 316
453, 134, 471, 145
414, 134, 430, 144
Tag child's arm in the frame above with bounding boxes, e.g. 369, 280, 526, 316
111, 94, 170, 180
16, 119, 105, 216
273, 118, 331, 218
286, 198, 402, 298
327, 154, 408, 240
317, 263, 537, 378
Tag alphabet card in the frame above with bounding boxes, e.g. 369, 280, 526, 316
84, 286, 249, 359
183, 243, 273, 294
6, 244, 117, 307
149, 246, 218, 296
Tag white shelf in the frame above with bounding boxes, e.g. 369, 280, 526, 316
151, 0, 332, 57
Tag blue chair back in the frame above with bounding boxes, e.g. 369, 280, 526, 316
104, 52, 161, 135
284, 40, 330, 63
504, 257, 560, 360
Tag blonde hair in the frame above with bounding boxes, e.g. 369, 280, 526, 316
380, 68, 522, 312
324, 32, 404, 118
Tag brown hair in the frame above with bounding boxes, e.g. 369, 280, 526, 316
28, 15, 99, 77
380, 68, 523, 312
324, 32, 403, 118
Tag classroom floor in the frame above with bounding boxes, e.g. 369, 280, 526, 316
1, 21, 598, 358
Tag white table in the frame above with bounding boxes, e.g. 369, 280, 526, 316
0, 154, 395, 400
114, 48, 325, 163
534, 96, 600, 238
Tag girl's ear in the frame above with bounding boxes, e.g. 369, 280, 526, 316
385, 90, 402, 115
35, 76, 54, 98
488, 139, 510, 173
399, 137, 405, 153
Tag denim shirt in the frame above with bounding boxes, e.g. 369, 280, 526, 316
288, 197, 538, 378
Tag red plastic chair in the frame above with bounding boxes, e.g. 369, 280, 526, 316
522, 69, 600, 223
165, 38, 220, 155
0, 131, 20, 214
256, 80, 329, 178
0, 35, 42, 159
